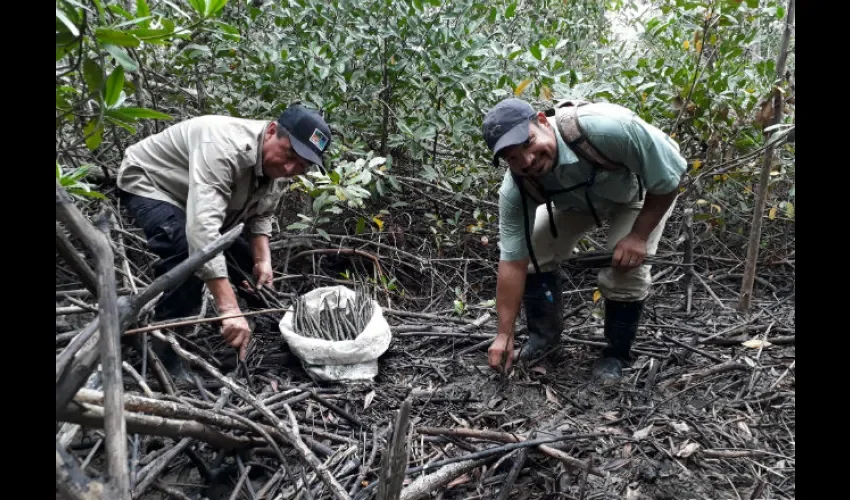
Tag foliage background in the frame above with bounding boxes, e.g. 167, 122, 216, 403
56, 0, 795, 297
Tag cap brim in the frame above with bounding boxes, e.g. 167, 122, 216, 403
289, 136, 323, 168
492, 121, 531, 159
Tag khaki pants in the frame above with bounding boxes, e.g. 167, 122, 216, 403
526, 199, 677, 301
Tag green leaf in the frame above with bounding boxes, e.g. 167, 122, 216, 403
107, 107, 172, 121
355, 217, 366, 235
316, 228, 331, 241
187, 0, 206, 15
69, 188, 108, 200
206, 0, 228, 16
95, 28, 140, 47
83, 119, 104, 150
530, 44, 542, 60
105, 115, 137, 134
287, 222, 310, 230
104, 66, 125, 107
136, 0, 150, 24
104, 44, 138, 72
505, 2, 517, 18
56, 8, 80, 37
82, 58, 105, 95
776, 6, 785, 19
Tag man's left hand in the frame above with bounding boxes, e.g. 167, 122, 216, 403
612, 232, 647, 270
252, 260, 274, 289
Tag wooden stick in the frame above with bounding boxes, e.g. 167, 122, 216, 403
416, 427, 605, 477
133, 389, 232, 498
56, 181, 129, 499
309, 391, 364, 429
377, 396, 412, 500
124, 307, 291, 335
56, 441, 106, 500
56, 221, 98, 295
398, 458, 492, 500
359, 432, 617, 498
152, 330, 353, 500
55, 222, 245, 414
496, 447, 528, 500
58, 401, 262, 450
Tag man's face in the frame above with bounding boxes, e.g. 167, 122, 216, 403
499, 113, 558, 178
262, 123, 311, 178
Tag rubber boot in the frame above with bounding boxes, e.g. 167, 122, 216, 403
150, 334, 194, 386
516, 271, 563, 363
592, 299, 644, 382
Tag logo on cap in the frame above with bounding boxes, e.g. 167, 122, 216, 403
309, 128, 329, 151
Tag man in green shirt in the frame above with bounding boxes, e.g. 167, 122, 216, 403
117, 104, 332, 378
482, 97, 687, 382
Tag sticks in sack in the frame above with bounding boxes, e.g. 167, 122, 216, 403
293, 281, 373, 342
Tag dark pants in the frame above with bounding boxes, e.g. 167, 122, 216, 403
119, 191, 264, 322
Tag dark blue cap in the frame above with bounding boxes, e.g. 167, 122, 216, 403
277, 105, 332, 168
482, 98, 537, 164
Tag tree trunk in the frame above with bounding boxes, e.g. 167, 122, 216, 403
738, 0, 795, 312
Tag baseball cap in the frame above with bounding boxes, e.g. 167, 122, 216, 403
482, 98, 537, 166
277, 105, 332, 168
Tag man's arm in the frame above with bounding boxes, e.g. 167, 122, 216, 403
631, 189, 679, 241
250, 234, 273, 288
595, 114, 688, 269
611, 189, 679, 269
488, 258, 529, 372
186, 143, 252, 359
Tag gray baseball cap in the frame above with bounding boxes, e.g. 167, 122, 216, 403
482, 98, 537, 165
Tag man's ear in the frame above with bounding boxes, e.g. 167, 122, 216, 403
265, 121, 277, 138
536, 111, 550, 127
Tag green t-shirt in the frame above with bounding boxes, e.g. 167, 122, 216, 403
497, 102, 687, 261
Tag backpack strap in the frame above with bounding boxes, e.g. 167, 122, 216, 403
554, 101, 646, 205
554, 102, 627, 171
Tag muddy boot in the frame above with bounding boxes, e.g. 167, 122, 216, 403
516, 271, 563, 363
592, 299, 644, 382
150, 334, 194, 387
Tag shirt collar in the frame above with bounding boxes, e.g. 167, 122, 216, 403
254, 123, 268, 178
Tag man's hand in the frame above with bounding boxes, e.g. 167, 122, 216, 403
221, 315, 252, 360
612, 232, 647, 270
252, 260, 273, 289
488, 333, 515, 374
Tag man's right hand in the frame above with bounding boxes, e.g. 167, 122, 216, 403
221, 315, 251, 360
488, 333, 515, 374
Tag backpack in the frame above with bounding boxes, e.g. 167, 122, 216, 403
510, 99, 645, 276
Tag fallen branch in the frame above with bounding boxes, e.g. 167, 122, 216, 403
56, 442, 105, 500
496, 447, 529, 500
152, 330, 352, 500
55, 222, 245, 414
133, 389, 232, 498
123, 306, 292, 335
56, 180, 129, 499
358, 432, 618, 498
416, 427, 605, 477
377, 396, 412, 500
58, 401, 263, 450
56, 221, 99, 295
399, 458, 492, 500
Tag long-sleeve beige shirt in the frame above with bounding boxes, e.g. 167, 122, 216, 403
116, 115, 287, 281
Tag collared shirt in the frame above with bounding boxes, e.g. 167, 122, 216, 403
497, 102, 687, 261
116, 115, 288, 280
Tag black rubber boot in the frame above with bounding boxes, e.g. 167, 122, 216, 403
150, 334, 194, 386
592, 299, 644, 382
516, 271, 563, 363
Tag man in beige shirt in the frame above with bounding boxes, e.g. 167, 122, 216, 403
117, 105, 332, 377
